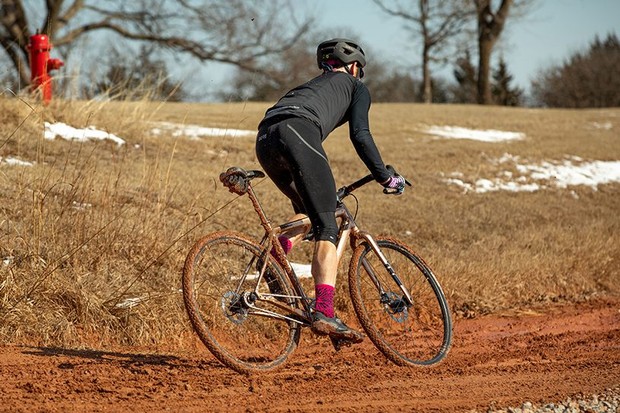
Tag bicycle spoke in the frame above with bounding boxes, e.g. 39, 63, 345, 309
349, 238, 452, 366
182, 231, 301, 373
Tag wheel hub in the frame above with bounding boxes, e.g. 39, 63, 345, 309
381, 292, 409, 322
221, 291, 257, 324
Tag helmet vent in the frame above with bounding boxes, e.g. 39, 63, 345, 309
316, 38, 366, 69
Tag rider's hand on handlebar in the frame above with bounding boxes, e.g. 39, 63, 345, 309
381, 174, 406, 195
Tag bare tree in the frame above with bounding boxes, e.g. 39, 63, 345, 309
365, 69, 419, 103
373, 0, 474, 103
473, 0, 513, 104
91, 45, 185, 101
531, 33, 620, 108
1, 0, 313, 91
220, 33, 320, 102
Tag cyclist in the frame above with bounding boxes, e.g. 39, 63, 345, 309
255, 38, 406, 343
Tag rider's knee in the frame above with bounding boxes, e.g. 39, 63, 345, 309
312, 212, 338, 246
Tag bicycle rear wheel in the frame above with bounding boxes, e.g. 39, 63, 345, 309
349, 237, 452, 366
182, 230, 300, 374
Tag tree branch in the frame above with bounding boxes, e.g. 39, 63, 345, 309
42, 0, 64, 36
1, 0, 30, 45
1, 0, 314, 92
58, 0, 84, 26
0, 36, 29, 84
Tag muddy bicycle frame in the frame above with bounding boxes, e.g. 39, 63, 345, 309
234, 171, 414, 326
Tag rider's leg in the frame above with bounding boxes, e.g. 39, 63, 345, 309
276, 213, 311, 252
308, 212, 362, 342
263, 214, 310, 299
278, 216, 340, 319
312, 240, 338, 318
309, 211, 339, 318
257, 118, 362, 341
312, 240, 338, 286
310, 238, 363, 342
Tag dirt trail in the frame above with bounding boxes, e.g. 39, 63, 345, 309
1, 299, 619, 413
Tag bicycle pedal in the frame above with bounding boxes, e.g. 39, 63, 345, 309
329, 336, 343, 351
329, 336, 353, 352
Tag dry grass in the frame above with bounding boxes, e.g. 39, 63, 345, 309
0, 95, 618, 348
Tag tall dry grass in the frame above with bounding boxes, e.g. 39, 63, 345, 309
0, 95, 618, 349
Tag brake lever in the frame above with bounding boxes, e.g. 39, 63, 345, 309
381, 173, 411, 195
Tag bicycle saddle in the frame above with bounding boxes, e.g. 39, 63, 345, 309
219, 166, 265, 195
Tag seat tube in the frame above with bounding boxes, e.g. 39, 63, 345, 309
246, 184, 274, 235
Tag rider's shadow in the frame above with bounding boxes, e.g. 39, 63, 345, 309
22, 346, 203, 370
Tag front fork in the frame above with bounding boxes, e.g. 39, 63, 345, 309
354, 232, 414, 310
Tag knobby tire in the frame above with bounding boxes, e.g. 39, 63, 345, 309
182, 231, 300, 374
349, 237, 452, 366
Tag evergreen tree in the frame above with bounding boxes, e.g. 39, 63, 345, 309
451, 51, 477, 103
492, 57, 523, 106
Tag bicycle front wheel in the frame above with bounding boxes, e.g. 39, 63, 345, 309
349, 237, 452, 366
182, 230, 300, 374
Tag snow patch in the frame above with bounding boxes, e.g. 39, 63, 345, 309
590, 121, 613, 130
445, 154, 620, 193
1, 157, 33, 166
424, 126, 525, 142
150, 121, 255, 139
44, 122, 125, 146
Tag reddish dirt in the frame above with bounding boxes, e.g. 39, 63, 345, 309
1, 299, 619, 413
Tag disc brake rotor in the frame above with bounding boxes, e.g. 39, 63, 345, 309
221, 291, 248, 324
382, 292, 409, 323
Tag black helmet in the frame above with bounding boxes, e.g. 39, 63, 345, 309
316, 38, 366, 70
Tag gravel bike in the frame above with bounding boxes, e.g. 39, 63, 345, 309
182, 166, 452, 374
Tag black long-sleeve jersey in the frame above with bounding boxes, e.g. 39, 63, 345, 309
258, 71, 391, 183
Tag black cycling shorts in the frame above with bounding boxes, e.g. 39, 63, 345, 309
256, 117, 338, 245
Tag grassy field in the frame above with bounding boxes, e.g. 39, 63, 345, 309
0, 96, 618, 348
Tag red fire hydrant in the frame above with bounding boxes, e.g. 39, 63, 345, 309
28, 33, 64, 104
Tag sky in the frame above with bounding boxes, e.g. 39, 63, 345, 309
310, 0, 619, 88
13, 1, 615, 101
186, 0, 619, 100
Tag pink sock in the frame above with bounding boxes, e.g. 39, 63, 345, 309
314, 284, 335, 318
271, 235, 293, 256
